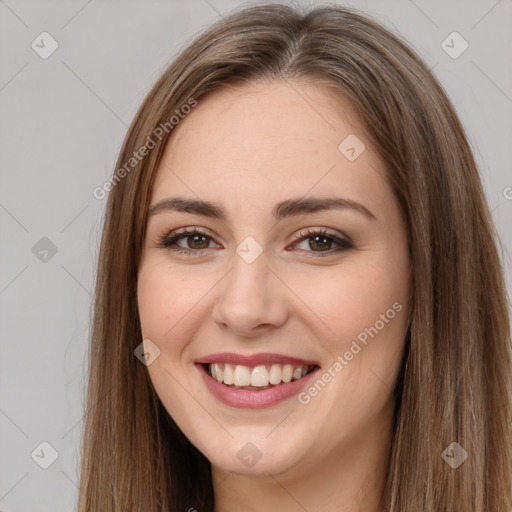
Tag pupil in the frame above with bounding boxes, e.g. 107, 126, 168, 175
190, 234, 208, 249
310, 235, 331, 251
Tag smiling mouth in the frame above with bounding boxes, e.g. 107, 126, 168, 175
203, 362, 318, 390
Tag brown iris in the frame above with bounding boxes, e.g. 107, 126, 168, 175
309, 235, 332, 251
187, 234, 210, 249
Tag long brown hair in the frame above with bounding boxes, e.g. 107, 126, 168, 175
79, 4, 512, 511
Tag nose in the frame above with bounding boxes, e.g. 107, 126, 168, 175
211, 251, 289, 337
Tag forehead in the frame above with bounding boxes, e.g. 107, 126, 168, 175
150, 79, 389, 216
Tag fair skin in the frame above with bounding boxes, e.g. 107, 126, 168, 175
137, 78, 410, 512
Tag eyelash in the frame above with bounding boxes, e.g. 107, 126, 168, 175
157, 227, 353, 258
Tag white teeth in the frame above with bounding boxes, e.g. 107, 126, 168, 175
233, 365, 251, 386
292, 366, 303, 380
251, 365, 269, 387
268, 364, 282, 385
207, 363, 312, 387
212, 362, 223, 382
223, 364, 234, 385
281, 364, 293, 383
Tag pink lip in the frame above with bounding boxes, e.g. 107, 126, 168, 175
195, 352, 319, 367
195, 362, 320, 409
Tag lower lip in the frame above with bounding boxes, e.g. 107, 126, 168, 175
196, 363, 319, 409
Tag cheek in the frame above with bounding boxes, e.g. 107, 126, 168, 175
138, 261, 204, 334
291, 276, 407, 441
324, 242, 410, 354
136, 261, 209, 415
137, 261, 215, 365
334, 273, 406, 345
291, 262, 408, 348
289, 254, 409, 414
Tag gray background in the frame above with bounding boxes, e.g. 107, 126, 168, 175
0, 0, 510, 510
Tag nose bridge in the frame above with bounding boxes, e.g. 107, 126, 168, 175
212, 243, 288, 333
231, 245, 269, 293
225, 245, 272, 308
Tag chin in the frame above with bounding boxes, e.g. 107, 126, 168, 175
197, 430, 307, 476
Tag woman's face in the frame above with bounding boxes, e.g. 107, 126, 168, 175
137, 79, 410, 478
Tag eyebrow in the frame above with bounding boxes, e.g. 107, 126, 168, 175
148, 196, 377, 222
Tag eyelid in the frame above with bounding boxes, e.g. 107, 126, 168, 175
157, 226, 352, 257
288, 227, 352, 255
157, 226, 221, 248
291, 226, 352, 244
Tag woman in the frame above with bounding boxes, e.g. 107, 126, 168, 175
79, 3, 512, 511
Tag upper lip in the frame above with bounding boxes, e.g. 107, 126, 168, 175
195, 352, 320, 367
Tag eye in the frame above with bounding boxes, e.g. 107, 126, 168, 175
290, 227, 353, 257
157, 226, 353, 258
157, 227, 220, 256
